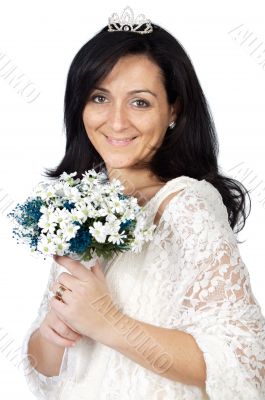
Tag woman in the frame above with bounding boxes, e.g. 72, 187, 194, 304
22, 6, 265, 399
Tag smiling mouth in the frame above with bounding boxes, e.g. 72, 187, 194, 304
104, 135, 138, 146
105, 135, 137, 141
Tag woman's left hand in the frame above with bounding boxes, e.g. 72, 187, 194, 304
50, 255, 120, 343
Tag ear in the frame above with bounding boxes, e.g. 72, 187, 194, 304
170, 96, 182, 121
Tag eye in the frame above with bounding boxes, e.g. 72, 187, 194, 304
91, 95, 107, 104
132, 99, 150, 108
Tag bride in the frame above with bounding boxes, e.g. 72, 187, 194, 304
22, 6, 265, 400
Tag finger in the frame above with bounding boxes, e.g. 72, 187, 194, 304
90, 260, 105, 281
45, 326, 77, 347
54, 255, 92, 281
40, 318, 76, 347
51, 282, 72, 305
56, 271, 78, 291
51, 319, 81, 341
51, 310, 83, 339
48, 308, 81, 337
51, 281, 71, 295
50, 296, 68, 316
51, 280, 70, 293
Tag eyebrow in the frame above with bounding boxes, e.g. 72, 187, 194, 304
92, 86, 157, 98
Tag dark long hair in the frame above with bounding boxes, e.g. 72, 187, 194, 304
44, 23, 251, 241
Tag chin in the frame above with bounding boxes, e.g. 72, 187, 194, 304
104, 158, 135, 169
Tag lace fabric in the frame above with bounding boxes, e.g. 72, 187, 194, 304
21, 260, 67, 400
21, 176, 265, 399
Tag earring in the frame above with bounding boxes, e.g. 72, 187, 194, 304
168, 121, 176, 130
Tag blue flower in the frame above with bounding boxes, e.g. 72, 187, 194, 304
69, 226, 92, 253
8, 197, 44, 228
118, 193, 128, 200
120, 219, 132, 232
11, 227, 40, 250
30, 235, 39, 249
63, 200, 76, 211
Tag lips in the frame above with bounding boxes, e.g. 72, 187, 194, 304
105, 135, 137, 141
104, 134, 138, 147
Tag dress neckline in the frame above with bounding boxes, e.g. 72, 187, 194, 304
103, 175, 189, 275
142, 175, 186, 209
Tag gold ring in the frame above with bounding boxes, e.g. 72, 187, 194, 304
55, 285, 67, 301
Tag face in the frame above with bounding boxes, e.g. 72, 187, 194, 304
82, 54, 178, 170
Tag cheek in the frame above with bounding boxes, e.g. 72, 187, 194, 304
137, 111, 166, 132
82, 113, 101, 151
141, 119, 166, 145
82, 108, 106, 132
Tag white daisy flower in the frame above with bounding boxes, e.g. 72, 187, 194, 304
81, 170, 99, 185
38, 216, 57, 234
53, 236, 70, 255
71, 201, 100, 221
33, 182, 49, 198
105, 213, 118, 223
60, 171, 77, 180
108, 197, 126, 214
63, 184, 81, 202
59, 172, 79, 186
37, 235, 57, 255
59, 221, 80, 241
104, 219, 121, 234
109, 178, 125, 192
96, 206, 109, 218
89, 221, 107, 243
108, 231, 127, 245
53, 207, 71, 222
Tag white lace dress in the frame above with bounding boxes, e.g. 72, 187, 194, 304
21, 175, 265, 399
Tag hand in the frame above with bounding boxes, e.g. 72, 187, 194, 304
50, 255, 120, 343
39, 307, 82, 347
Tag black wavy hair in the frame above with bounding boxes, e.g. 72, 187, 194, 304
44, 23, 251, 241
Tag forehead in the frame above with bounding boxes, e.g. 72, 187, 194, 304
100, 55, 164, 87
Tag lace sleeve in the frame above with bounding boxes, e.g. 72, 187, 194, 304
165, 179, 265, 399
21, 260, 67, 400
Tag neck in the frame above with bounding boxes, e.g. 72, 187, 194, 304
106, 166, 164, 196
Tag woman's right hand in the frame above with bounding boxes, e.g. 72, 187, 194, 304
39, 307, 82, 348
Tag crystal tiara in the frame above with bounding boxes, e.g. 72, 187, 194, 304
107, 6, 153, 35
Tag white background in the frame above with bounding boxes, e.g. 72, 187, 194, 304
0, 0, 264, 398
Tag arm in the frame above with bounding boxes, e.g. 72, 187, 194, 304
21, 260, 67, 399
95, 301, 206, 389
97, 179, 265, 399
28, 328, 65, 377
163, 180, 265, 398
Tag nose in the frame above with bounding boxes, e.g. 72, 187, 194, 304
107, 102, 129, 132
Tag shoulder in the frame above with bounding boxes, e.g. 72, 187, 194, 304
154, 189, 185, 224
162, 178, 231, 231
182, 178, 226, 218
158, 179, 237, 259
161, 177, 225, 214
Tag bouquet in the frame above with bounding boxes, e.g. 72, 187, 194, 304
7, 170, 156, 262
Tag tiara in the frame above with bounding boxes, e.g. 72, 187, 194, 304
107, 6, 153, 35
